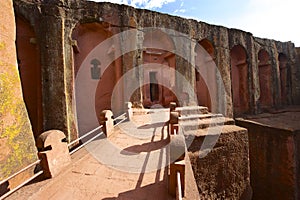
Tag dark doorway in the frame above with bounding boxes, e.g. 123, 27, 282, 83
149, 72, 159, 102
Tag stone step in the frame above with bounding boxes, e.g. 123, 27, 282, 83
184, 124, 247, 140
179, 113, 223, 121
175, 106, 209, 115
179, 117, 234, 131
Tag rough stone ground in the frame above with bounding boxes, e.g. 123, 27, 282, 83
6, 109, 176, 200
240, 106, 300, 131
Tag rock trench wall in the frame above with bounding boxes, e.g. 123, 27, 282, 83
236, 118, 300, 200
13, 0, 300, 140
0, 0, 37, 190
1, 0, 299, 196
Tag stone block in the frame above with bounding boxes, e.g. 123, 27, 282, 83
169, 160, 185, 197
99, 110, 114, 137
170, 134, 186, 162
170, 102, 177, 112
236, 117, 300, 200
187, 125, 251, 199
125, 102, 133, 121
36, 130, 71, 178
169, 111, 179, 135
0, 0, 38, 184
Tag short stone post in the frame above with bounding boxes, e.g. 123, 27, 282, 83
170, 111, 179, 135
170, 102, 177, 112
99, 110, 114, 137
170, 134, 186, 162
125, 102, 133, 121
169, 160, 185, 198
169, 134, 186, 198
36, 130, 71, 178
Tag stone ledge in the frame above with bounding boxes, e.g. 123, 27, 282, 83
187, 125, 251, 200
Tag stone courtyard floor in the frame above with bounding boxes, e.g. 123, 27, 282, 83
6, 109, 175, 200
236, 106, 300, 131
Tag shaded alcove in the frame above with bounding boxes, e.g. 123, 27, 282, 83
194, 39, 216, 111
142, 30, 176, 108
130, 85, 179, 108
16, 16, 43, 139
230, 45, 249, 116
278, 53, 288, 105
72, 22, 123, 133
258, 49, 273, 109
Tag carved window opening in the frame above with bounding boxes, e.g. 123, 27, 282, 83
230, 45, 249, 116
279, 53, 288, 105
258, 49, 273, 109
195, 39, 215, 111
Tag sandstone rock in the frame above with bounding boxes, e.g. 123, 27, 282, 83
186, 125, 251, 199
37, 130, 71, 178
12, 0, 300, 141
236, 113, 300, 200
0, 0, 37, 186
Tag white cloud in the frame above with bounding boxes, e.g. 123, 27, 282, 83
180, 1, 184, 7
174, 9, 186, 13
89, 0, 176, 9
88, 0, 300, 46
139, 0, 176, 9
91, 0, 128, 4
231, 0, 300, 46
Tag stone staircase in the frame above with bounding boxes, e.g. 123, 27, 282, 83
176, 106, 235, 131
171, 105, 251, 199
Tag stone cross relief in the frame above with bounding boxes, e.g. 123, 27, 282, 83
90, 58, 101, 80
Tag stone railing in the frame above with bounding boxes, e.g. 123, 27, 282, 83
0, 107, 131, 199
168, 102, 186, 199
0, 160, 43, 199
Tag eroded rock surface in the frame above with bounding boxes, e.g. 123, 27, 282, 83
0, 0, 37, 186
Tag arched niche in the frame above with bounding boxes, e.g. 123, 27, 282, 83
230, 45, 249, 116
278, 53, 288, 105
142, 30, 176, 107
72, 22, 123, 133
194, 39, 215, 111
72, 22, 113, 76
16, 16, 43, 139
258, 49, 273, 109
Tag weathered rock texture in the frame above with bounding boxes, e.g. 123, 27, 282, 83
295, 47, 300, 104
12, 0, 300, 141
236, 111, 300, 200
0, 0, 37, 186
0, 0, 299, 198
187, 125, 250, 199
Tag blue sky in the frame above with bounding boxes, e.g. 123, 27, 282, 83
90, 0, 300, 46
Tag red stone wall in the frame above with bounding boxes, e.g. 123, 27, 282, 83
72, 23, 123, 134
195, 39, 216, 111
187, 125, 251, 199
16, 16, 43, 139
258, 49, 273, 109
12, 0, 300, 140
0, 0, 37, 188
236, 119, 299, 200
230, 45, 250, 116
279, 53, 288, 105
142, 30, 176, 107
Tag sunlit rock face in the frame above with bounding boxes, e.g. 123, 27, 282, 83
13, 0, 300, 138
6, 0, 300, 198
0, 0, 37, 187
